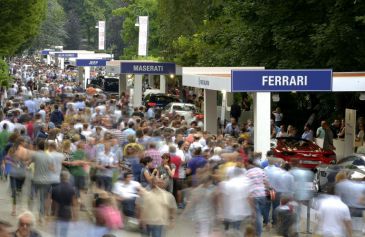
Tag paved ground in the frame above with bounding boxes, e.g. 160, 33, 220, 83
0, 177, 363, 237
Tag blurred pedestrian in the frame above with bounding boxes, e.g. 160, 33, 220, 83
51, 171, 78, 237
138, 177, 177, 237
314, 189, 352, 237
246, 158, 270, 237
12, 211, 42, 237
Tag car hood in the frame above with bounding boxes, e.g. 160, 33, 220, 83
350, 166, 365, 180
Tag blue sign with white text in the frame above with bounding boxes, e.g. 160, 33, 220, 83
231, 69, 332, 92
121, 62, 176, 75
55, 53, 78, 58
41, 50, 50, 55
76, 59, 107, 67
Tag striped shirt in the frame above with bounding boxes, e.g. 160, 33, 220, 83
246, 167, 268, 198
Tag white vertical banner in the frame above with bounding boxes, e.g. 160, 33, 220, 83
138, 16, 148, 56
98, 21, 105, 50
344, 108, 356, 156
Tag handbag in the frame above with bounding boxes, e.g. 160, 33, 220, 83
266, 187, 276, 201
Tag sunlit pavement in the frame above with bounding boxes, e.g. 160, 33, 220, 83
0, 178, 363, 237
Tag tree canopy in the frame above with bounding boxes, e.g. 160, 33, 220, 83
0, 0, 47, 56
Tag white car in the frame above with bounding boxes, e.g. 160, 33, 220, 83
163, 103, 197, 122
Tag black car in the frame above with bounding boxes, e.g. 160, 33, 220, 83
143, 93, 180, 109
88, 76, 119, 94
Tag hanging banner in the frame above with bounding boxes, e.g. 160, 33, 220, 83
98, 21, 105, 50
344, 108, 356, 156
138, 16, 148, 56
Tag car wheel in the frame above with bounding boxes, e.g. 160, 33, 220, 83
313, 171, 321, 193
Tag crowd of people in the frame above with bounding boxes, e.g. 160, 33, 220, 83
0, 56, 363, 237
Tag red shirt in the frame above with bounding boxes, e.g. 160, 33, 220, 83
170, 155, 182, 179
26, 121, 34, 139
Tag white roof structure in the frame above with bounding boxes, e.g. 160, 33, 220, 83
182, 67, 264, 92
182, 68, 365, 92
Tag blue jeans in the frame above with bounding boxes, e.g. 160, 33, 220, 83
264, 192, 281, 225
34, 183, 51, 217
96, 176, 112, 192
55, 220, 70, 237
254, 196, 267, 237
121, 198, 136, 217
142, 225, 164, 237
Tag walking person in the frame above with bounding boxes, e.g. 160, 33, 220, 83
51, 171, 78, 237
4, 139, 26, 216
246, 158, 270, 237
14, 139, 53, 223
138, 177, 177, 237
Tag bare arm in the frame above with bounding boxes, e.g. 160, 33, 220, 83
343, 220, 352, 237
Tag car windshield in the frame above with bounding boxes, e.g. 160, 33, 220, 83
173, 105, 195, 112
277, 138, 314, 150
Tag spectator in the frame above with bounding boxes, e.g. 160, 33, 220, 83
12, 211, 42, 237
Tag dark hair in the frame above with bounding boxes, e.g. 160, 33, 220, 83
140, 156, 152, 166
54, 104, 59, 110
123, 172, 133, 179
193, 147, 202, 156
37, 139, 46, 151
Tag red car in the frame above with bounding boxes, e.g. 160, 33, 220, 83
271, 137, 336, 169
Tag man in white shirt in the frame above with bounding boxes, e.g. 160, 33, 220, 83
113, 172, 141, 218
315, 193, 352, 237
219, 167, 253, 232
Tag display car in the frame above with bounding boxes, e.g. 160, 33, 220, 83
314, 153, 365, 192
271, 137, 336, 169
143, 93, 180, 109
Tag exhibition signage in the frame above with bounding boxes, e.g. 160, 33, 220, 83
41, 50, 50, 55
55, 53, 78, 58
98, 21, 105, 50
231, 69, 332, 92
76, 59, 107, 67
138, 16, 149, 56
121, 62, 176, 75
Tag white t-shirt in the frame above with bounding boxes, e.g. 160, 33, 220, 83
219, 175, 252, 221
113, 180, 141, 200
316, 195, 351, 237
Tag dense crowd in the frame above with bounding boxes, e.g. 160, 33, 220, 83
0, 56, 363, 237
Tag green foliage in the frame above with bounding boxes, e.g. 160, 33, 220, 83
30, 0, 68, 50
0, 60, 11, 88
0, 0, 47, 56
113, 0, 159, 59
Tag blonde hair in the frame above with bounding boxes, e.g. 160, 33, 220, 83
18, 211, 35, 225
335, 171, 347, 183
62, 140, 71, 152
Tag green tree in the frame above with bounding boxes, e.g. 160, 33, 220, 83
156, 0, 213, 61
113, 0, 159, 59
0, 60, 11, 88
30, 0, 68, 50
0, 0, 47, 56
